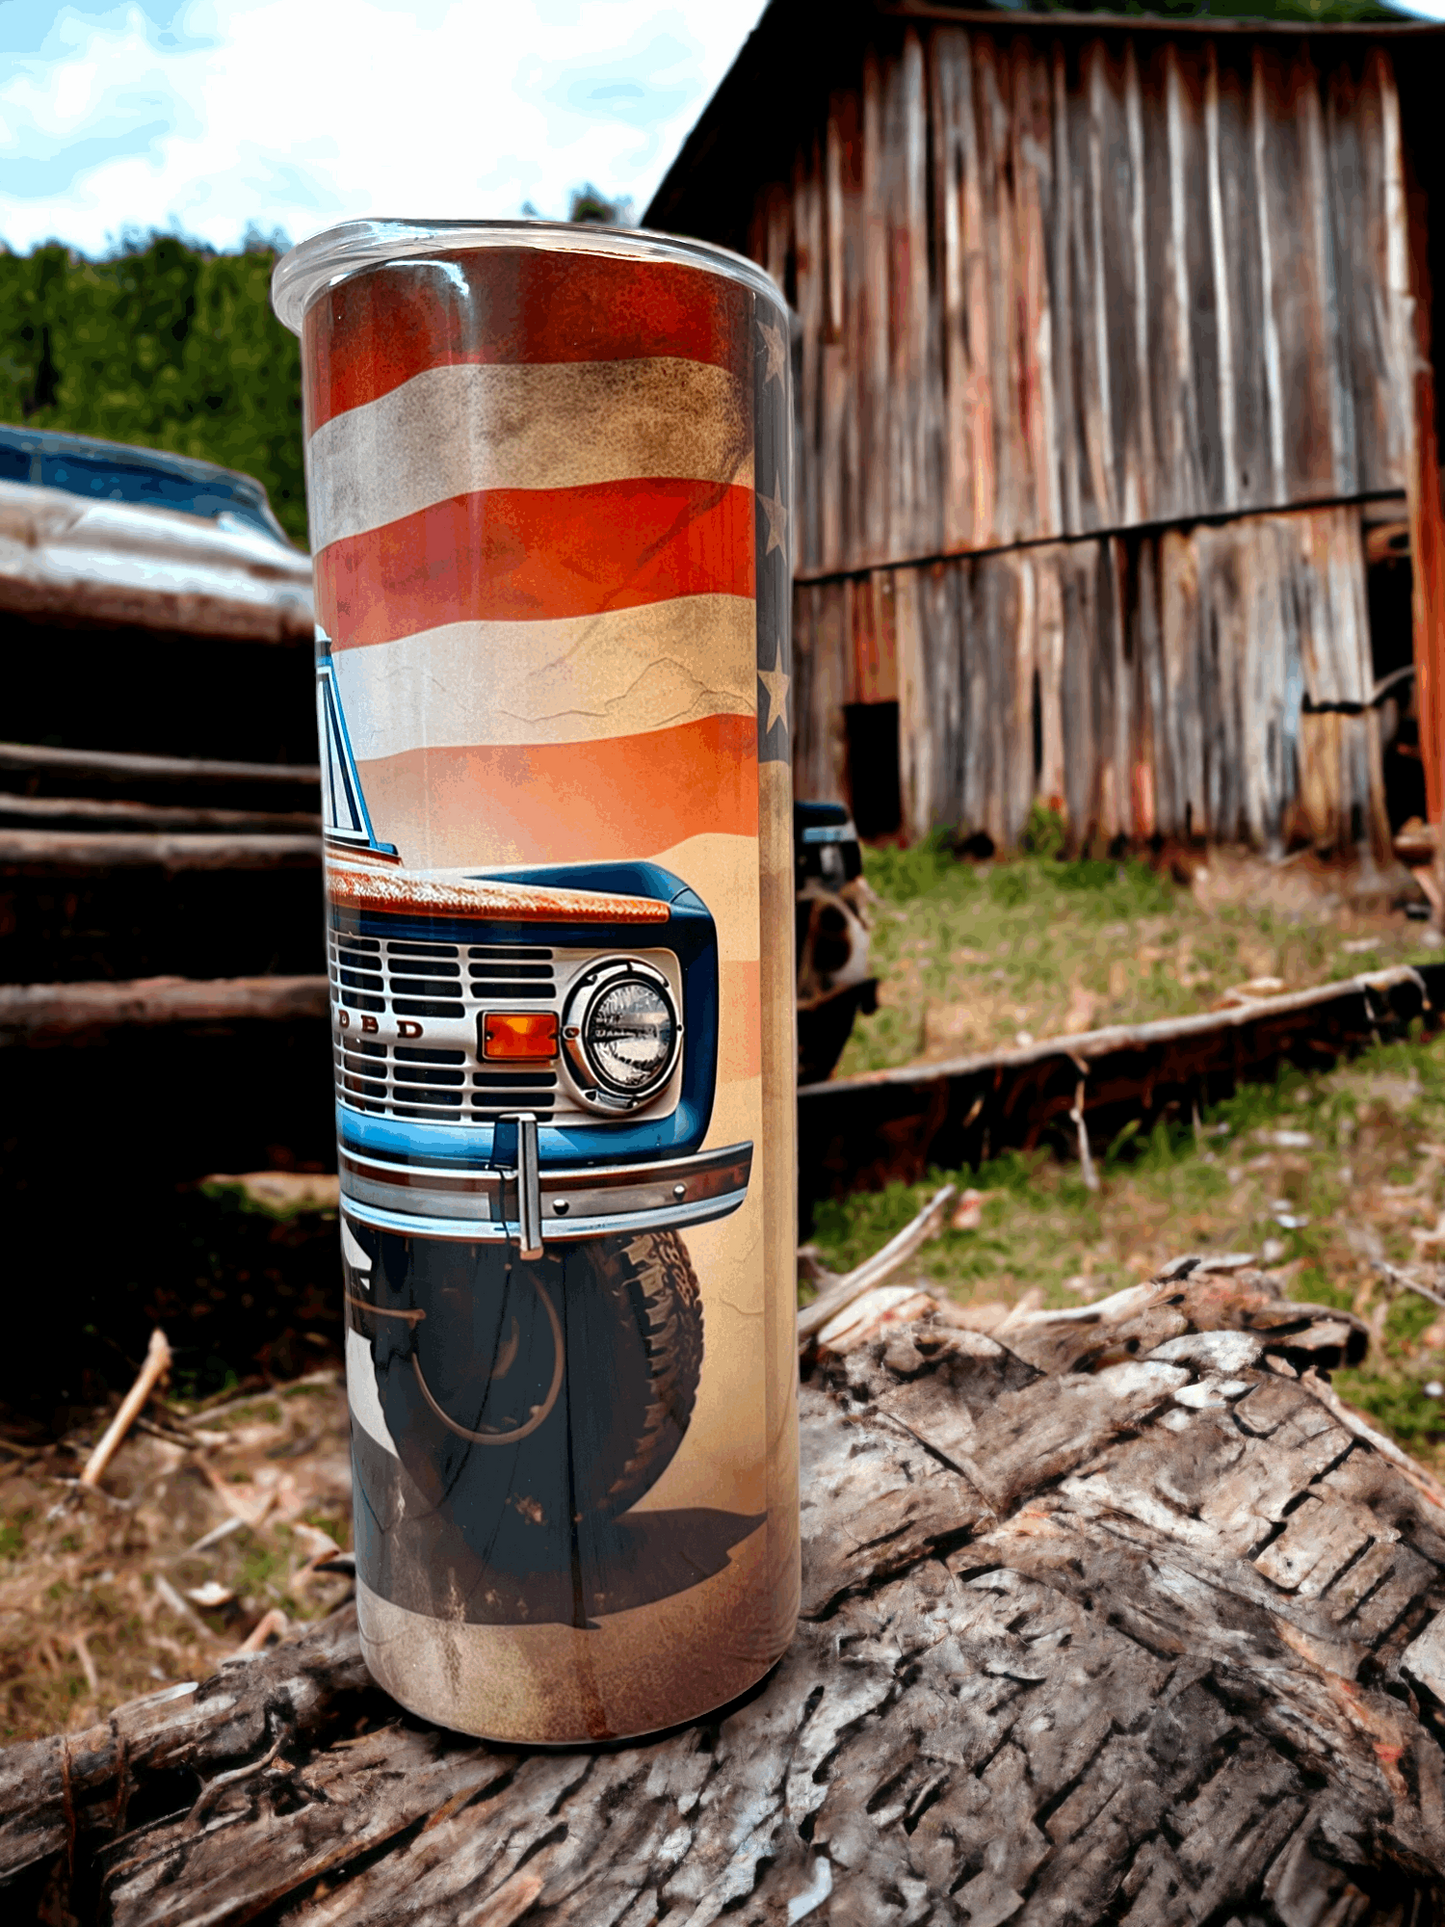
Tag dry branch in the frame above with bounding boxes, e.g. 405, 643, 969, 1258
151, 1576, 219, 1646
1069, 1077, 1099, 1189
234, 1611, 288, 1657
1375, 1257, 1445, 1315
177, 1368, 340, 1428
5, 1264, 1445, 1924
796, 1182, 957, 1340
79, 1330, 172, 1490
71, 1635, 98, 1699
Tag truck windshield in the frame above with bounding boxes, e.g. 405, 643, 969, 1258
0, 425, 293, 546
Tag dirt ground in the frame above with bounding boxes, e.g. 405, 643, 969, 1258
0, 1371, 354, 1742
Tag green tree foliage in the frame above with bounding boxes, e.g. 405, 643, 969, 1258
0, 188, 638, 548
568, 184, 634, 226
0, 231, 308, 547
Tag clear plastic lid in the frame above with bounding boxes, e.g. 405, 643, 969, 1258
271, 218, 785, 336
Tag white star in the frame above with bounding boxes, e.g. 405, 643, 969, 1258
758, 317, 787, 387
759, 644, 790, 736
759, 473, 787, 557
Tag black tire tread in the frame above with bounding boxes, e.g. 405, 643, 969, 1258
594, 1230, 704, 1513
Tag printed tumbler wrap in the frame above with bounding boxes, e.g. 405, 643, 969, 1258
287, 232, 799, 1742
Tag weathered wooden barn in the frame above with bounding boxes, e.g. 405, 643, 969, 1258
646, 2, 1445, 857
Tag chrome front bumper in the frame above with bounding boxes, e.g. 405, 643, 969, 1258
338, 1132, 753, 1245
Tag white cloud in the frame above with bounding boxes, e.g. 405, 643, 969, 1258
0, 0, 765, 255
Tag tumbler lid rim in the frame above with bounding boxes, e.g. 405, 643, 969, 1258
271, 219, 787, 335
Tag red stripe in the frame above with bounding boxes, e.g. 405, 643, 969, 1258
316, 480, 756, 649
304, 249, 753, 435
358, 714, 759, 869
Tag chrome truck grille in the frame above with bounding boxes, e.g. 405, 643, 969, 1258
328, 932, 683, 1129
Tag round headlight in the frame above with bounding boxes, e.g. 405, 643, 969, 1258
562, 959, 682, 1110
584, 976, 676, 1095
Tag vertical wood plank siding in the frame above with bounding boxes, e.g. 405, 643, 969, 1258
748, 24, 1415, 852
794, 505, 1386, 856
764, 28, 1407, 575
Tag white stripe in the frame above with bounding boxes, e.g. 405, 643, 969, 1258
346, 1327, 399, 1457
333, 594, 757, 759
309, 358, 754, 551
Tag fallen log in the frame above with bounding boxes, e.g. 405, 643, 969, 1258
5, 1265, 1444, 1925
810, 1255, 1373, 1377
799, 963, 1445, 1217
0, 741, 321, 800
0, 829, 322, 874
0, 792, 322, 834
0, 975, 330, 1045
807, 967, 1435, 1098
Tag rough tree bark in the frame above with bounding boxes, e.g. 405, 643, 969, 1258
5, 1264, 1445, 1926
0, 975, 330, 1045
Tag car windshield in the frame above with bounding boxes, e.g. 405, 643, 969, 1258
0, 425, 293, 546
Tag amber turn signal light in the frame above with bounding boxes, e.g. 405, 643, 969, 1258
482, 1011, 559, 1061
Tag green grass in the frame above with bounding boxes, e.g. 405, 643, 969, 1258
815, 839, 1445, 1459
300, 1509, 351, 1550
234, 1532, 293, 1607
810, 1025, 1445, 1467
836, 841, 1438, 1077
196, 1177, 339, 1222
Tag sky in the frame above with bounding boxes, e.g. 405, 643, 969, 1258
0, 0, 769, 257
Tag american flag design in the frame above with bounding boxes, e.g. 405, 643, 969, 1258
294, 235, 798, 1741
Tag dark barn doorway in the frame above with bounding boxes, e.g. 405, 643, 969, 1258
843, 700, 902, 840
1365, 524, 1427, 832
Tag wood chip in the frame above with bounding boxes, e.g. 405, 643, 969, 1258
236, 1609, 288, 1656
70, 1633, 98, 1698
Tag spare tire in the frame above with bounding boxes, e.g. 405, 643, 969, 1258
588, 1230, 705, 1514
346, 1219, 705, 1574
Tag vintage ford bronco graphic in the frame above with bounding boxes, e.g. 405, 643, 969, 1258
320, 645, 758, 1616
319, 650, 753, 1250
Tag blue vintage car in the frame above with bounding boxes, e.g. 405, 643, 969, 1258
0, 424, 313, 643
316, 648, 753, 1256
